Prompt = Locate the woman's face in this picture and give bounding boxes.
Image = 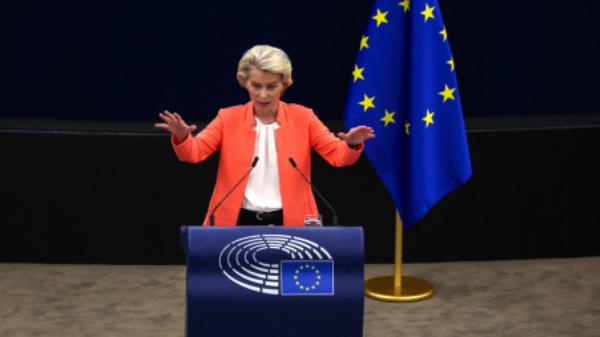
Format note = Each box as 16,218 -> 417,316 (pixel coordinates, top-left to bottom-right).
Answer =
243,68 -> 285,116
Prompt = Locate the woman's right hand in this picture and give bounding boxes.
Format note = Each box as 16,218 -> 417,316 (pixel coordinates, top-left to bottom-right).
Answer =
154,110 -> 197,143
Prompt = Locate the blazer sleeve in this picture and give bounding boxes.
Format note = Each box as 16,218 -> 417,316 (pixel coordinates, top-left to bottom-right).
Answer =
308,110 -> 364,167
171,112 -> 223,163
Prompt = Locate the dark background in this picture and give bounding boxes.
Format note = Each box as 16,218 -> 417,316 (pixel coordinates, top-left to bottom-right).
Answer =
2,0 -> 600,122
1,0 -> 599,264
1,127 -> 598,264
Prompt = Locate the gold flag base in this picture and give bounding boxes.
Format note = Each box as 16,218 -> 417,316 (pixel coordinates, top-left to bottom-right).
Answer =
365,212 -> 435,302
365,275 -> 434,302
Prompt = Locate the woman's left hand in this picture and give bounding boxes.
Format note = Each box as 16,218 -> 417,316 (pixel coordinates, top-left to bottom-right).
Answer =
337,125 -> 375,146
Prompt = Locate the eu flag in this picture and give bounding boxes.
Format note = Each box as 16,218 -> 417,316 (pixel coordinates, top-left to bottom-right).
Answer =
343,0 -> 472,227
280,260 -> 334,295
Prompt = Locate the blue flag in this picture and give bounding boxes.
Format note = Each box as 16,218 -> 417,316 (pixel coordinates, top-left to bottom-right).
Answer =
280,260 -> 334,295
344,0 -> 472,227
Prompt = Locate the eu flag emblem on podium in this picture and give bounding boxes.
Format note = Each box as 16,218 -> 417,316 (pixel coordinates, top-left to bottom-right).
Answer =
281,260 -> 334,295
344,0 -> 472,227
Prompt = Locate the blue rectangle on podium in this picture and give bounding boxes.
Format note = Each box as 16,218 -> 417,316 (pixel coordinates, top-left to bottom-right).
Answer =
180,226 -> 364,337
280,260 -> 334,295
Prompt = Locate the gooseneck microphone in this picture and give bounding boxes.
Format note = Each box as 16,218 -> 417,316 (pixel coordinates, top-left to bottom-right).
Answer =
288,157 -> 338,226
209,156 -> 259,226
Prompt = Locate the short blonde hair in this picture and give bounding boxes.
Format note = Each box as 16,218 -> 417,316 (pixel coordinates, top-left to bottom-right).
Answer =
237,45 -> 293,87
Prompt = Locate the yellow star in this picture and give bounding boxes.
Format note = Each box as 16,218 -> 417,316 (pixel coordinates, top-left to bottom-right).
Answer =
439,26 -> 447,41
352,64 -> 365,82
421,3 -> 435,22
447,58 -> 455,72
438,84 -> 456,103
404,120 -> 411,135
398,0 -> 410,13
372,9 -> 389,27
422,110 -> 435,128
380,110 -> 396,127
358,94 -> 375,112
359,35 -> 370,50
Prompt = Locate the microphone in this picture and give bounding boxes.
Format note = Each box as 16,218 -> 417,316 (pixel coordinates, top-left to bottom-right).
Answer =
209,156 -> 259,226
288,157 -> 338,226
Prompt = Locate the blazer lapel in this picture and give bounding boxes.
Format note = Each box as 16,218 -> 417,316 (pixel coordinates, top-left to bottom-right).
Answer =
239,101 -> 257,166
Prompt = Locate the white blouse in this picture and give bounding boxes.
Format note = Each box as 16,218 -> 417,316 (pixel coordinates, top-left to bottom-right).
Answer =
242,117 -> 282,211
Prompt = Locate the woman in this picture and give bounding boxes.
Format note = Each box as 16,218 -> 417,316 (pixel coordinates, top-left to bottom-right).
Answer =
155,45 -> 374,226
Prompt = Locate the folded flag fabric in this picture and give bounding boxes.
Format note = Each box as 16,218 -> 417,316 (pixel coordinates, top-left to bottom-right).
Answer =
343,0 -> 472,227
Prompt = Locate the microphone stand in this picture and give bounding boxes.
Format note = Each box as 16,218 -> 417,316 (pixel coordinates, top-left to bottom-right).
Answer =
288,157 -> 338,226
209,156 -> 259,226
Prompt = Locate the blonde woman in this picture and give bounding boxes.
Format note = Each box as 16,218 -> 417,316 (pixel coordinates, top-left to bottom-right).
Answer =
155,45 -> 374,226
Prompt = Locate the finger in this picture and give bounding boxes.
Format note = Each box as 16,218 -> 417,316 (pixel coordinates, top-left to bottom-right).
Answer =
169,112 -> 182,126
190,124 -> 197,131
171,112 -> 180,122
359,127 -> 373,135
364,132 -> 376,139
158,112 -> 173,123
162,112 -> 173,124
174,112 -> 186,125
159,113 -> 174,124
154,123 -> 170,130
357,126 -> 371,134
165,111 -> 176,121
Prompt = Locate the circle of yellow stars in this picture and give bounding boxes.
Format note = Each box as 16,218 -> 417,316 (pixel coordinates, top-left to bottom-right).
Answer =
353,2 -> 458,135
294,264 -> 322,291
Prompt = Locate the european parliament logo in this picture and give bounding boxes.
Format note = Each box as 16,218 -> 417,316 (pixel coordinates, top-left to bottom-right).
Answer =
218,234 -> 335,296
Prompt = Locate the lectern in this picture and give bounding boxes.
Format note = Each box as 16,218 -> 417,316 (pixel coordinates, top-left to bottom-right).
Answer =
180,226 -> 364,337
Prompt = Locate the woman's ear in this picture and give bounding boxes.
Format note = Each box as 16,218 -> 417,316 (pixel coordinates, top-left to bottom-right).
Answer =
236,74 -> 246,87
281,79 -> 293,95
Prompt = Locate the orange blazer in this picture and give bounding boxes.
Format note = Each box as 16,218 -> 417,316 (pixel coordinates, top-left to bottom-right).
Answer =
171,101 -> 364,226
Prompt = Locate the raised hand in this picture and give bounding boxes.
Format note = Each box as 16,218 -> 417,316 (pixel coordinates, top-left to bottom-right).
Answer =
337,125 -> 375,146
154,110 -> 197,142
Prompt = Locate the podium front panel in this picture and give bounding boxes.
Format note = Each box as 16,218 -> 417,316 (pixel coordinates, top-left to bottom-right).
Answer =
181,226 -> 364,337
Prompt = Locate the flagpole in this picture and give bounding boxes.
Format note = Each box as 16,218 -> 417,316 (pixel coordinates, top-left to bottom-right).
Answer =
394,211 -> 403,289
364,211 -> 435,302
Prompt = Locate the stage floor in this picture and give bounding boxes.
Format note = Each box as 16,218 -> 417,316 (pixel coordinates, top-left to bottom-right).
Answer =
1,257 -> 598,337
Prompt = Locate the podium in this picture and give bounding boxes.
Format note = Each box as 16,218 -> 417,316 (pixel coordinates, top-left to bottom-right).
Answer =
180,226 -> 364,337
